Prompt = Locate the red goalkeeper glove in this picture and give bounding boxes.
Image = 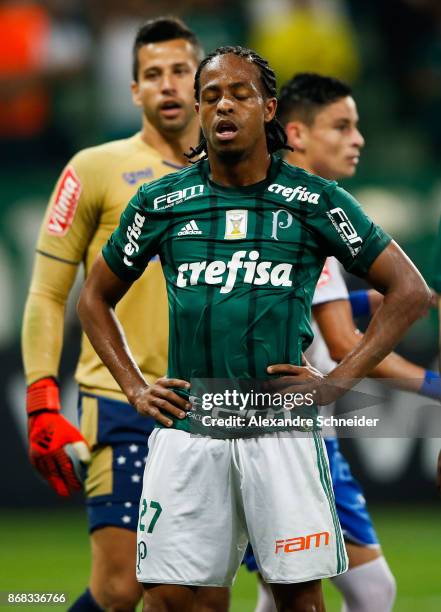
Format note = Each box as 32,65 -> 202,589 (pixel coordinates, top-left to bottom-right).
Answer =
27,378 -> 91,497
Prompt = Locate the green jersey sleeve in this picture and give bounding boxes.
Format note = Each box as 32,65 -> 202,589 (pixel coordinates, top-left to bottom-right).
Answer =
102,185 -> 164,282
433,216 -> 441,293
313,184 -> 392,276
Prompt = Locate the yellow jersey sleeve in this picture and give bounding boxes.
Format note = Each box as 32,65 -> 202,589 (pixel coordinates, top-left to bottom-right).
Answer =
23,148 -> 105,384
22,255 -> 77,384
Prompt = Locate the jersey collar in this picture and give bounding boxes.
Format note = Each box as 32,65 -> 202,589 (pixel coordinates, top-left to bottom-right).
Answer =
199,154 -> 282,194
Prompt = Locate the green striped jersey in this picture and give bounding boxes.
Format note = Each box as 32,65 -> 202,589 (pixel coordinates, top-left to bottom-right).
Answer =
103,155 -> 390,384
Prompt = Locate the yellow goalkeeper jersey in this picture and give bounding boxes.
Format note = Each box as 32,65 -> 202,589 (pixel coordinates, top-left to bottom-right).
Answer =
26,133 -> 177,398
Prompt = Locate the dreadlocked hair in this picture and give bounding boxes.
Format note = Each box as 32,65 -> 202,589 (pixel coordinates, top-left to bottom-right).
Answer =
185,46 -> 292,161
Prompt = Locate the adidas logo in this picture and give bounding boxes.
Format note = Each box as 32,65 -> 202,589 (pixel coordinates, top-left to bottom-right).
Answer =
177,220 -> 202,236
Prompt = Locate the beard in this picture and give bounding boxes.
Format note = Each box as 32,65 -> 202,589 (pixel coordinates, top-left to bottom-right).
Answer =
208,140 -> 247,164
216,148 -> 246,164
145,108 -> 191,135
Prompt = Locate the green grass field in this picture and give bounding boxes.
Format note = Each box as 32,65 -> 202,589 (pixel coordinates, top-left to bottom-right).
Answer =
1,506 -> 439,611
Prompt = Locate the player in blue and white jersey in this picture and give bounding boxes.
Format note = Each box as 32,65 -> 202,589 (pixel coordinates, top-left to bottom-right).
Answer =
244,72 -> 440,612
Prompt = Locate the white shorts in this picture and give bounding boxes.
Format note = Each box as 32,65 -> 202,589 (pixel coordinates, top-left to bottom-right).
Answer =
136,428 -> 348,586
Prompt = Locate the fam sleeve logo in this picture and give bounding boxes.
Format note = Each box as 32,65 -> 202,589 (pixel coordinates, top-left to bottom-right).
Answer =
326,207 -> 363,256
47,166 -> 82,236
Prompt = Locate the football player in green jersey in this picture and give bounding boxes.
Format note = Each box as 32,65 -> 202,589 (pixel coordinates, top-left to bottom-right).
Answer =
78,47 -> 430,612
22,16 -> 230,612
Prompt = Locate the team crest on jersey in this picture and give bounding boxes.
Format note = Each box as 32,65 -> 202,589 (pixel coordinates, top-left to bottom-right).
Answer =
47,166 -> 82,236
225,210 -> 247,240
271,209 -> 293,240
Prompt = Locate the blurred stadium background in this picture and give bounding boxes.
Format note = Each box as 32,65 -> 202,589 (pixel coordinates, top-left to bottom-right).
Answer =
0,0 -> 440,609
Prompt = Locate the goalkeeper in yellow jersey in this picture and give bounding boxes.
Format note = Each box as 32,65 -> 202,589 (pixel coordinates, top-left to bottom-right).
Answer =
21,17 -> 224,612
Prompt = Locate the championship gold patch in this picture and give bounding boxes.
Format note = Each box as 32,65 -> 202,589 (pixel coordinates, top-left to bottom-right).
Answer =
225,209 -> 247,240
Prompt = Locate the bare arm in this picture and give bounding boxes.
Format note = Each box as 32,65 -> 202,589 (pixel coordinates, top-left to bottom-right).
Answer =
324,242 -> 430,394
22,254 -> 78,383
367,288 -> 383,315
313,298 -> 426,393
77,254 -> 190,425
78,254 -> 145,401
269,242 -> 431,402
353,286 -> 435,318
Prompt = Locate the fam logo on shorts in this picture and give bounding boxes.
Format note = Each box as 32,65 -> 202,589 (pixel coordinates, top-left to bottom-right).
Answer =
47,166 -> 82,236
225,209 -> 247,239
275,531 -> 330,554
